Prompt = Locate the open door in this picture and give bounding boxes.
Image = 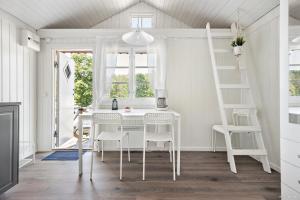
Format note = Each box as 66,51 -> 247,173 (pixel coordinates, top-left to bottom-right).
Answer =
54,52 -> 75,148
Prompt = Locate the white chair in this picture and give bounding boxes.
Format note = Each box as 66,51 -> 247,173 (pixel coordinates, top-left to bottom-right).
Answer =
212,109 -> 253,152
232,108 -> 256,147
232,108 -> 251,126
143,113 -> 176,181
90,113 -> 130,180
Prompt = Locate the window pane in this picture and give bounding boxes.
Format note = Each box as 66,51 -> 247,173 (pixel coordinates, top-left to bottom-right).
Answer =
131,17 -> 139,28
142,17 -> 152,28
135,53 -> 147,66
117,53 -> 129,67
106,53 -> 116,66
290,50 -> 300,65
135,68 -> 154,98
110,83 -> 129,98
290,70 -> 300,96
148,53 -> 156,66
106,68 -> 129,98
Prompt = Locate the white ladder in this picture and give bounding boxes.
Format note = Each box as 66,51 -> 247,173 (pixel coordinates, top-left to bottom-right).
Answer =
206,23 -> 271,174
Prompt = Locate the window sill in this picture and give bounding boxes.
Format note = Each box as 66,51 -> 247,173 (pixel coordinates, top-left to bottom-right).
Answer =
289,96 -> 300,107
99,98 -> 156,109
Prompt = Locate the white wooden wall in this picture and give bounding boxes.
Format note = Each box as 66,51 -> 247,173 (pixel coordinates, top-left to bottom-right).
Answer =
92,2 -> 190,29
36,35 -> 231,151
0,10 -> 37,161
244,8 -> 280,171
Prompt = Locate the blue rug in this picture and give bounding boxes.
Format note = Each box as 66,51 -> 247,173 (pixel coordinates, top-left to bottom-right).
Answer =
42,150 -> 87,161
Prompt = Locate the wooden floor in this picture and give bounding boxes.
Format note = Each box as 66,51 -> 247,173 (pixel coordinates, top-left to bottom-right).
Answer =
0,151 -> 280,200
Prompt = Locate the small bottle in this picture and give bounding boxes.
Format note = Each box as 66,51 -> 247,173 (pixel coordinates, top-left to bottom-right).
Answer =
112,98 -> 118,110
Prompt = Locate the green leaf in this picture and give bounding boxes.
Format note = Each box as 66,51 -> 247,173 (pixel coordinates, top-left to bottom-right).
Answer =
72,53 -> 93,107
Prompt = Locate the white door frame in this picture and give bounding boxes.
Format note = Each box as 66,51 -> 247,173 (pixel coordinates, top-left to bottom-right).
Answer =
50,46 -> 95,150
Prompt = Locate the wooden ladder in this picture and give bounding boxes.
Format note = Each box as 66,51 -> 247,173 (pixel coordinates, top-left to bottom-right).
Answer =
206,23 -> 271,174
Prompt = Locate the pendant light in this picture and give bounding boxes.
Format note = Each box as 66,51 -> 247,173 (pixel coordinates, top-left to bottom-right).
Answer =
122,1 -> 154,46
122,28 -> 154,46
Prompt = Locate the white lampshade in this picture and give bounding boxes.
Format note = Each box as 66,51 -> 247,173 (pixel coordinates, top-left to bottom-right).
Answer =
122,30 -> 154,46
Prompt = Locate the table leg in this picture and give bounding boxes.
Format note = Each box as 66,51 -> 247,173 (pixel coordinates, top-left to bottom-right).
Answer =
177,117 -> 181,176
78,115 -> 83,176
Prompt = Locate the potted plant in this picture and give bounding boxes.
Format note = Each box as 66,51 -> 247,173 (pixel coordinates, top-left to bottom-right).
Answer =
231,36 -> 246,56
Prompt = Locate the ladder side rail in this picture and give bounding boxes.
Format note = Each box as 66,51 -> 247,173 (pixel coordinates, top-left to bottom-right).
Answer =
206,23 -> 229,128
242,65 -> 262,128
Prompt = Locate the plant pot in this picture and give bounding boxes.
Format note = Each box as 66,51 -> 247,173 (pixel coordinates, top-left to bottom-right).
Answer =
78,107 -> 87,113
233,46 -> 242,56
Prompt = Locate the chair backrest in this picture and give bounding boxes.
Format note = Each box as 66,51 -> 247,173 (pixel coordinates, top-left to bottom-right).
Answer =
144,113 -> 174,125
93,113 -> 122,125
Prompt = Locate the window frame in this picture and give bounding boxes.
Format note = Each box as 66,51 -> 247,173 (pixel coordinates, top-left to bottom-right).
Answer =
101,47 -> 156,107
130,14 -> 154,29
289,47 -> 300,106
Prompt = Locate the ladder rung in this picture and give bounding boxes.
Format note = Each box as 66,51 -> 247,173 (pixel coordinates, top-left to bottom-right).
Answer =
213,125 -> 261,133
216,66 -> 246,70
223,104 -> 256,109
228,126 -> 261,132
219,84 -> 250,89
232,149 -> 267,156
214,49 -> 230,53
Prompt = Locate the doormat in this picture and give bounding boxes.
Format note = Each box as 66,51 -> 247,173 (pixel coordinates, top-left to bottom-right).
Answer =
42,150 -> 87,161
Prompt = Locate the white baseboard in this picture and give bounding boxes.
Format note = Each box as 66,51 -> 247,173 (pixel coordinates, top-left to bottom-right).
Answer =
250,155 -> 281,173
19,158 -> 33,168
90,146 -> 227,152
180,146 -> 227,151
270,162 -> 281,173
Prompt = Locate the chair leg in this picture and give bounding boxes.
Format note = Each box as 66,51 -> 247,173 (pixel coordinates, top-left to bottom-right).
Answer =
97,141 -> 100,152
211,128 -> 216,152
90,140 -> 95,180
143,139 -> 146,181
101,140 -> 104,162
169,142 -> 172,163
172,140 -> 176,181
120,140 -> 123,180
127,133 -> 130,162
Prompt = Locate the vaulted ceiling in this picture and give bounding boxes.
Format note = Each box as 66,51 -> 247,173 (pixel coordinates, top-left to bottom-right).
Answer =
290,0 -> 300,20
0,0 -> 279,29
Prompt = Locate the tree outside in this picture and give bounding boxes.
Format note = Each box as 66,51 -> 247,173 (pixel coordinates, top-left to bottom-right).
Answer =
110,75 -> 129,98
289,70 -> 300,96
72,53 -> 154,104
135,73 -> 154,97
110,73 -> 154,98
72,53 -> 93,107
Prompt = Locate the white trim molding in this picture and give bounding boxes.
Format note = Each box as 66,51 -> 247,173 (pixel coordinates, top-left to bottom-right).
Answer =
38,28 -> 232,39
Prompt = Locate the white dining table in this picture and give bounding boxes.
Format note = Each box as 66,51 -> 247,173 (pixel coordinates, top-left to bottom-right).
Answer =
77,108 -> 181,176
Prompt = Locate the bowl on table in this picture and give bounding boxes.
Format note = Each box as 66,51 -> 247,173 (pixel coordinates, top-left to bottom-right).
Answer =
124,107 -> 132,112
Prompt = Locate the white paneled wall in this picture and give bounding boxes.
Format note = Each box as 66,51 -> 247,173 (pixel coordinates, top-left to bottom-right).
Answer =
0,10 -> 37,162
93,2 -> 190,29
36,34 -> 232,151
244,8 -> 280,171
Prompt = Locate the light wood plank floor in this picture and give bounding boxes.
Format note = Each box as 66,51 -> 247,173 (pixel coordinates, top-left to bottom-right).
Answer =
0,152 -> 280,200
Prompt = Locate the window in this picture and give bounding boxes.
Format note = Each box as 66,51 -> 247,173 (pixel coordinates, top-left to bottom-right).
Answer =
135,52 -> 155,98
106,52 -> 130,98
289,50 -> 300,96
131,16 -> 153,29
64,64 -> 71,79
105,49 -> 156,100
